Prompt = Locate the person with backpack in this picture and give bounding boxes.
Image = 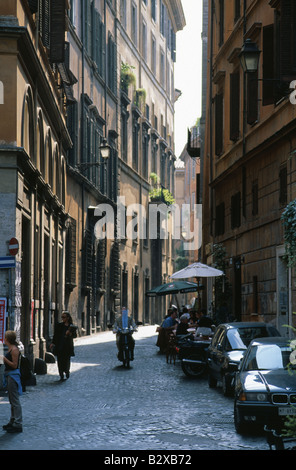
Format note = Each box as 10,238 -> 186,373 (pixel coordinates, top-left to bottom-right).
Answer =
1,330 -> 23,433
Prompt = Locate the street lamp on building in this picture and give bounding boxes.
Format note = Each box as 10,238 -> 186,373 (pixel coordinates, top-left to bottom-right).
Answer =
76,138 -> 111,170
239,39 -> 261,74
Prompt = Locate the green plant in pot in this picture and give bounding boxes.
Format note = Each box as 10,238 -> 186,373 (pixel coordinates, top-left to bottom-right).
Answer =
121,62 -> 136,94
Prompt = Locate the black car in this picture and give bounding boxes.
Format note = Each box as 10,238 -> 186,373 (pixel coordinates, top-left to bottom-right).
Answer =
234,336 -> 296,434
207,322 -> 280,396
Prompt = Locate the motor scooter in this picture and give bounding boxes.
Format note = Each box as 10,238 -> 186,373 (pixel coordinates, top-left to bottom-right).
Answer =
117,327 -> 136,368
176,334 -> 211,378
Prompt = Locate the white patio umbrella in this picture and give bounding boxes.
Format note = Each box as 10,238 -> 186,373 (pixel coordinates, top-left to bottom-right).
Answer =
171,262 -> 224,279
171,262 -> 224,312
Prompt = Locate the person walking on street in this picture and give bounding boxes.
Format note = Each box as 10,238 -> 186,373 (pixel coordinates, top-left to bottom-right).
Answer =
50,311 -> 77,381
1,330 -> 23,433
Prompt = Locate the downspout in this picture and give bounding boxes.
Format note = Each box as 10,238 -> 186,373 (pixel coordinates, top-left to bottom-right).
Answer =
209,0 -> 214,237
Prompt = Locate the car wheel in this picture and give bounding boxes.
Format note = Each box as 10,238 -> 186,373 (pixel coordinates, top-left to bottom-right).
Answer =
181,355 -> 206,377
208,373 -> 217,388
222,374 -> 233,397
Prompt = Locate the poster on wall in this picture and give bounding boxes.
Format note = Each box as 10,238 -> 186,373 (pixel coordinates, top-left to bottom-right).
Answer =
0,297 -> 7,344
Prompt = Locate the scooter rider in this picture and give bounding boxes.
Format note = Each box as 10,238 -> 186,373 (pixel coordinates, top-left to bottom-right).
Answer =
113,307 -> 137,361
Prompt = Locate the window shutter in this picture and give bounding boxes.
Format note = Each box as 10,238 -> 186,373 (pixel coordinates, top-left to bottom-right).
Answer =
230,72 -> 240,141
39,0 -> 50,49
66,218 -> 77,287
263,25 -> 274,105
280,0 -> 294,81
28,0 -> 38,14
215,93 -> 223,156
247,71 -> 258,124
231,193 -> 241,229
279,165 -> 287,205
50,0 -> 65,63
215,202 -> 225,236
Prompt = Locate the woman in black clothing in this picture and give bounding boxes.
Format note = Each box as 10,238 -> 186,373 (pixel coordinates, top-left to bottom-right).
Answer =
50,312 -> 77,381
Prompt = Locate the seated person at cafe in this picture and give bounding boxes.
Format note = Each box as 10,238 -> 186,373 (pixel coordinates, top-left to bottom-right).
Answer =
194,309 -> 215,339
176,313 -> 191,336
156,307 -> 178,352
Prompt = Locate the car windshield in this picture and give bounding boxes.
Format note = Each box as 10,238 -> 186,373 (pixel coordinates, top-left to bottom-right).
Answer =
227,326 -> 278,350
243,344 -> 293,371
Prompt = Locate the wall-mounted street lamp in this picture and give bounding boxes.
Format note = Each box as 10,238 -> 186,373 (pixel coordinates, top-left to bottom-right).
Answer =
239,39 -> 261,74
76,138 -> 111,170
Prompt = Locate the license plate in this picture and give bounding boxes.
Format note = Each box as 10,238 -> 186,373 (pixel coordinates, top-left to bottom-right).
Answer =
279,407 -> 296,416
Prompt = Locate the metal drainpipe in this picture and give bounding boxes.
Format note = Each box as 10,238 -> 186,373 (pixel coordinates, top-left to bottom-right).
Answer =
209,0 -> 214,238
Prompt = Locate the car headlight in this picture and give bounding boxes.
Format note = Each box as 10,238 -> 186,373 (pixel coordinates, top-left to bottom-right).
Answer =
239,392 -> 269,402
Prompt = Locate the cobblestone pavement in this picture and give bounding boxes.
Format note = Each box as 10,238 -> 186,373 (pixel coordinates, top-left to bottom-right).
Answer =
0,326 -> 269,451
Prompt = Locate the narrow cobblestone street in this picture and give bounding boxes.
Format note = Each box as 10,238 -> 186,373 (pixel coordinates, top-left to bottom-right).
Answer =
0,326 -> 269,452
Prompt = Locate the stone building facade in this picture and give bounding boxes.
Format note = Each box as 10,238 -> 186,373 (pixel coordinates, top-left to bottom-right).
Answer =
202,0 -> 296,336
0,0 -> 185,374
0,0 -> 71,361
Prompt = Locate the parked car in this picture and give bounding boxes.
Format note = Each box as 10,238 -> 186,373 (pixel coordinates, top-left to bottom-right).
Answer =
207,322 -> 280,396
234,336 -> 296,434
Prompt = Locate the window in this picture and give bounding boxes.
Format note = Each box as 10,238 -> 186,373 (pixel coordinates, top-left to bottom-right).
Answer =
132,109 -> 140,171
218,0 -> 224,46
107,33 -> 117,94
142,123 -> 150,179
231,192 -> 241,229
160,49 -> 165,86
67,101 -> 78,166
160,1 -> 165,36
151,35 -> 156,74
121,100 -> 129,162
234,0 -> 240,22
120,0 -> 127,28
151,0 -> 157,22
39,0 -> 66,63
131,2 -> 138,45
272,0 -> 296,101
94,10 -> 106,77
141,18 -> 147,60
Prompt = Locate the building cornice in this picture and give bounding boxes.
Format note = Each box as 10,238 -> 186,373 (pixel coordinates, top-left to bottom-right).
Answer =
165,0 -> 186,32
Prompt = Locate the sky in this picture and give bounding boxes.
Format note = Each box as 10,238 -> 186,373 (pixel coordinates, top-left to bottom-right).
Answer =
174,0 -> 203,158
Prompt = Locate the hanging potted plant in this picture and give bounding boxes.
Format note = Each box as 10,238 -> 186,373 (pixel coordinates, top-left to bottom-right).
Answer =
148,173 -> 175,206
120,62 -> 136,94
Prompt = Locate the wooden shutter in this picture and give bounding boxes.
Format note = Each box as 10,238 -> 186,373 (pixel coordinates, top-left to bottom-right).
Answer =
263,25 -> 274,105
231,193 -> 241,229
215,202 -> 225,236
247,70 -> 258,124
280,0 -> 294,81
215,93 -> 223,156
279,165 -> 287,205
39,0 -> 50,49
230,72 -> 240,141
50,0 -> 65,63
66,218 -> 77,287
